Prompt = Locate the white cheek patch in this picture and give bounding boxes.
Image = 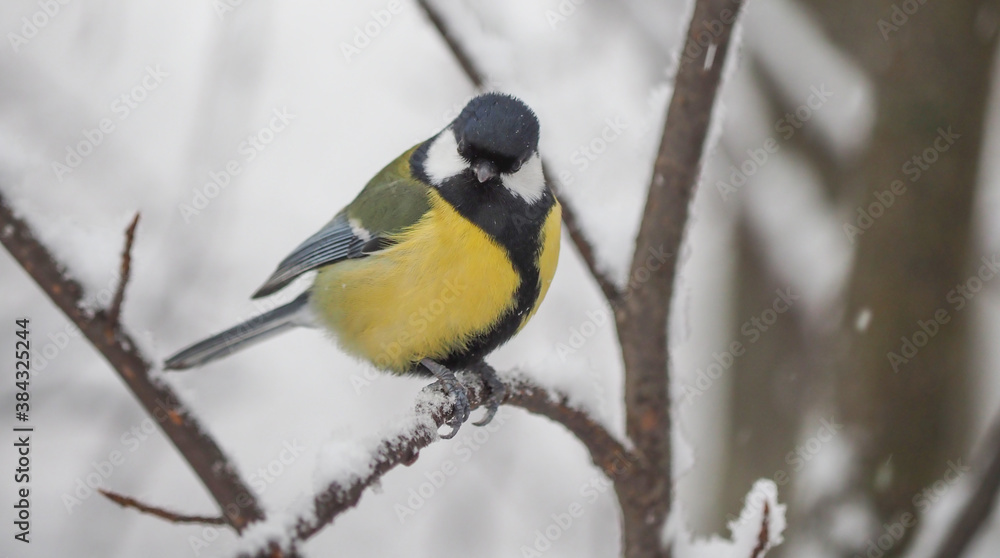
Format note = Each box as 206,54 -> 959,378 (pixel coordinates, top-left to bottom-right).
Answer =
501,154 -> 545,203
423,129 -> 469,185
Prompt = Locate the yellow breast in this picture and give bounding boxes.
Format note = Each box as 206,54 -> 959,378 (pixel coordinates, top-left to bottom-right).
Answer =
310,190 -> 522,372
519,201 -> 561,332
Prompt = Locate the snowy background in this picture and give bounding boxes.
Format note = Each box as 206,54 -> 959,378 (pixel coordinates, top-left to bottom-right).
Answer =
1,0 -> 999,557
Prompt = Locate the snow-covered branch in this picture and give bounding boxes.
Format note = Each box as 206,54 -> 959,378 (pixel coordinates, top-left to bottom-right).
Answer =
0,186 -> 628,556
0,189 -> 267,534
238,370 -> 633,557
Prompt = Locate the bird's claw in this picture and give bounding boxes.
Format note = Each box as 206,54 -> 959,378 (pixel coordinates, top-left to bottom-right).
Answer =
439,380 -> 470,439
421,359 -> 470,439
472,361 -> 506,427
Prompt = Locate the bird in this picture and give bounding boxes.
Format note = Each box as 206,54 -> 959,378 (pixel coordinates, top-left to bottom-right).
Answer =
164,92 -> 561,438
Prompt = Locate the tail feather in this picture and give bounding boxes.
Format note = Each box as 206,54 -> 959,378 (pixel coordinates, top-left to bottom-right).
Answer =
164,292 -> 313,370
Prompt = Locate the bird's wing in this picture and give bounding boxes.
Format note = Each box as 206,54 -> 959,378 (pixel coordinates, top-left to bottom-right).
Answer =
252,145 -> 431,298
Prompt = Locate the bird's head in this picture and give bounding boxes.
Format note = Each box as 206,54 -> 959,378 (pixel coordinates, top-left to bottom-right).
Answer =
418,93 -> 545,202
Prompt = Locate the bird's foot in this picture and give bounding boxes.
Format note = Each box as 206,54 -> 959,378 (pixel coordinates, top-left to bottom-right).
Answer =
471,361 -> 506,427
421,359 -> 470,439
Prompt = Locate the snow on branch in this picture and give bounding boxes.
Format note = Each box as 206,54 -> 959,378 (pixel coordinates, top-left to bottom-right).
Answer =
238,370 -> 634,557
0,189 -> 267,533
1,184 -> 630,557
671,479 -> 786,558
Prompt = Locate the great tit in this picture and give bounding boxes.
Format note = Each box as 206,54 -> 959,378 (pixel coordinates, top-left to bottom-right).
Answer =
164,93 -> 561,437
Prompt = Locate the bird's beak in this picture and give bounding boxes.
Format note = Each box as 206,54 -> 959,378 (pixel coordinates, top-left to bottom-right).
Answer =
472,160 -> 498,183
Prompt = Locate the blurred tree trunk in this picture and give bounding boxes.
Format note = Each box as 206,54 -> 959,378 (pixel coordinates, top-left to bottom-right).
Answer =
796,0 -> 999,555
715,216 -> 815,534
712,52 -> 837,538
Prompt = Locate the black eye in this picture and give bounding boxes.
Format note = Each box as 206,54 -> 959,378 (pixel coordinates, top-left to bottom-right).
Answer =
510,161 -> 522,173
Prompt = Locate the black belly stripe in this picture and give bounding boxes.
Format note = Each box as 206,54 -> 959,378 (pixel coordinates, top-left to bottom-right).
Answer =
432,173 -> 555,371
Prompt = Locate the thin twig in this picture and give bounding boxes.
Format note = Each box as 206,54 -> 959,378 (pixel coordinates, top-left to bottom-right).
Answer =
750,501 -> 771,558
929,412 -> 1000,558
107,212 -> 140,331
0,191 -> 265,533
99,489 -> 226,526
415,0 -> 622,305
240,371 -> 633,557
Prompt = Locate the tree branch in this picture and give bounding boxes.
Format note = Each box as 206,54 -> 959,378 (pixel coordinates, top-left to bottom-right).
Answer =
614,0 -> 745,555
99,489 -> 227,526
504,371 -> 633,476
415,0 -> 622,305
0,190 -> 265,532
240,371 -> 633,557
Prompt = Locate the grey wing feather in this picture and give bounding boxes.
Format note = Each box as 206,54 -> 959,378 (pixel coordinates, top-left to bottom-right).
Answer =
252,214 -> 368,298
